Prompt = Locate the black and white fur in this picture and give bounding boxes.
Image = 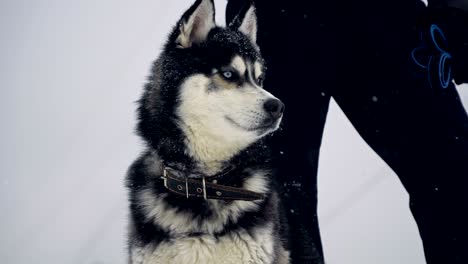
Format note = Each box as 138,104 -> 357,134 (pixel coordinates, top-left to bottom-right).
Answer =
126,0 -> 289,263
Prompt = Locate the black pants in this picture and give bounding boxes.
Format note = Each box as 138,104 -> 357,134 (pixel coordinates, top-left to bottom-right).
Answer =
227,1 -> 468,263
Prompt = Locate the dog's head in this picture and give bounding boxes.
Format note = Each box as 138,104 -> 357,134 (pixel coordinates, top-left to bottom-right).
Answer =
139,0 -> 284,167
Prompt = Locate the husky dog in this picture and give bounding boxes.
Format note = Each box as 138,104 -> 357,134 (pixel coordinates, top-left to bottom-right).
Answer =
126,0 -> 289,263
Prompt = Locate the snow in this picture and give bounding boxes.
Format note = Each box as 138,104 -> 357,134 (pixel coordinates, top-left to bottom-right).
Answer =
1,0 -> 467,263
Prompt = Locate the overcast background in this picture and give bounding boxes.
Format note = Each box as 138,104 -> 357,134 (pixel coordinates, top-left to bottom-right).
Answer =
1,0 -> 467,263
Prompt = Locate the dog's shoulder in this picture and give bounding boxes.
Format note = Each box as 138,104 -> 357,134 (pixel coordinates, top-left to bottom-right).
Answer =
126,151 -> 162,186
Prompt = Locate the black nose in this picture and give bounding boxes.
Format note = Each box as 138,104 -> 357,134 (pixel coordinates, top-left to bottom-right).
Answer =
263,99 -> 285,119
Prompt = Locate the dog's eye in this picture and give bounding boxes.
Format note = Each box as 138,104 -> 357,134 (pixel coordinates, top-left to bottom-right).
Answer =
222,71 -> 233,79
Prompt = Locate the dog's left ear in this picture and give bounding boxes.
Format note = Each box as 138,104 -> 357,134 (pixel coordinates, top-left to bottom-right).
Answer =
228,1 -> 257,44
175,0 -> 216,48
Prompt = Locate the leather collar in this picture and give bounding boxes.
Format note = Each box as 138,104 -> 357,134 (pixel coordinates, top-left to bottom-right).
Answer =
161,165 -> 265,201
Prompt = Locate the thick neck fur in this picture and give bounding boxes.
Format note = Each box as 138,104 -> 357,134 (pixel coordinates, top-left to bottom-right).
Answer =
132,149 -> 272,236
177,121 -> 254,175
154,122 -> 273,179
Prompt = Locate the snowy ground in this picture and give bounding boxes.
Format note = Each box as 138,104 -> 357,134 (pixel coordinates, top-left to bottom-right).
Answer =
1,0 -> 467,263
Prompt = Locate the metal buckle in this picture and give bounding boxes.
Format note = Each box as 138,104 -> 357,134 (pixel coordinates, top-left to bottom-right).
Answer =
162,167 -> 207,200
202,176 -> 207,200
162,168 -> 168,188
185,177 -> 189,199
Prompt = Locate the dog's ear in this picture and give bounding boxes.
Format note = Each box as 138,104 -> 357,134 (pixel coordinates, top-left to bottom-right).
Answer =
228,1 -> 257,44
175,0 -> 216,48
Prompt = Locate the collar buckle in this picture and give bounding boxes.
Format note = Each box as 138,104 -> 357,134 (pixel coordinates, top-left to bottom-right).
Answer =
202,177 -> 207,200
162,168 -> 168,188
161,165 -> 264,201
185,177 -> 189,198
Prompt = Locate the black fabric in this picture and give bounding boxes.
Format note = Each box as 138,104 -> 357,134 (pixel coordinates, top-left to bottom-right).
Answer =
226,0 -> 468,263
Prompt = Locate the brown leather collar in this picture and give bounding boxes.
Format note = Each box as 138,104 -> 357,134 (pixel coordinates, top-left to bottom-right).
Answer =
161,166 -> 265,201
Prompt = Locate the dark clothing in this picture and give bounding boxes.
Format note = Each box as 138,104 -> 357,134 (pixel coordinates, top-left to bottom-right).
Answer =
227,1 -> 468,263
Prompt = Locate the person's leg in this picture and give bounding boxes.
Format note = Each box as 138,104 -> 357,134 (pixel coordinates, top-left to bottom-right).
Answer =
227,1 -> 335,263
330,4 -> 468,263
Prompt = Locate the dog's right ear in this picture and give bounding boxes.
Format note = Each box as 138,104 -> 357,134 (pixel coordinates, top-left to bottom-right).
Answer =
227,0 -> 257,44
174,0 -> 216,48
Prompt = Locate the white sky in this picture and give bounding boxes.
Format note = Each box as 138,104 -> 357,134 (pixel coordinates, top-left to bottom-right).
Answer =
0,0 -> 466,263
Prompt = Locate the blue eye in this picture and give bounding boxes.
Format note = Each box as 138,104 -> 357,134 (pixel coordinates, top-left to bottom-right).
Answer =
222,71 -> 233,79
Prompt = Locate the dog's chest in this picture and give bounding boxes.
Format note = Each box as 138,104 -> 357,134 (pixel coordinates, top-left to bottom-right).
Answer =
131,226 -> 275,264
